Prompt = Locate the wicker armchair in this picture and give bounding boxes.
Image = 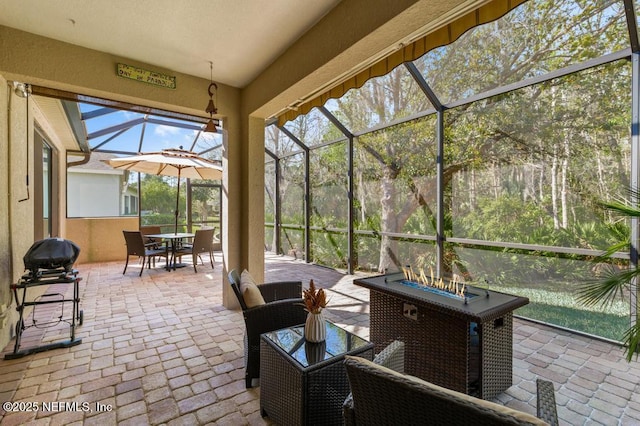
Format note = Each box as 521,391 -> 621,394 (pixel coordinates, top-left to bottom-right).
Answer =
344,355 -> 559,426
228,269 -> 307,388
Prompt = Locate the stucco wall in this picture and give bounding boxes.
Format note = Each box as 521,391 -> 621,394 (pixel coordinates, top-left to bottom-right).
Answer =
0,77 -> 37,347
65,217 -> 139,264
0,76 -> 11,347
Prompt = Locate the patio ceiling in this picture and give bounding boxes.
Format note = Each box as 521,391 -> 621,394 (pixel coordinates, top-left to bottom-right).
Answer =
1,0 -> 343,157
0,0 -> 342,88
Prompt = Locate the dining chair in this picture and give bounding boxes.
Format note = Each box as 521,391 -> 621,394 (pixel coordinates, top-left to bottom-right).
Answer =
122,230 -> 168,276
176,228 -> 215,272
140,225 -> 163,249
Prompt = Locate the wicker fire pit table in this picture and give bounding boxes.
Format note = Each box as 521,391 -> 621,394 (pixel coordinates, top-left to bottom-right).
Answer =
354,272 -> 529,400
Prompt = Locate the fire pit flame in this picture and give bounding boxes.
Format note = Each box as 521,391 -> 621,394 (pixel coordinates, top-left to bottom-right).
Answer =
402,265 -> 467,299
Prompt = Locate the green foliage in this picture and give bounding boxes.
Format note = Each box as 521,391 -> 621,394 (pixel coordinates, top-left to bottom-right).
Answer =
311,231 -> 347,269
457,196 -> 551,242
578,265 -> 633,307
141,214 -> 178,228
140,175 -> 180,214
622,321 -> 640,362
515,303 -> 627,342
576,187 -> 640,360
455,195 -> 616,251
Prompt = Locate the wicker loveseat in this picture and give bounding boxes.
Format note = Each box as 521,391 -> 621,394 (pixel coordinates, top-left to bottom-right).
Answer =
344,353 -> 558,426
228,269 -> 307,388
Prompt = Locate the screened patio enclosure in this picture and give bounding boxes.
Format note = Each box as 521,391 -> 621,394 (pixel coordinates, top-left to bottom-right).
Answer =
265,0 -> 640,342
61,96 -> 224,234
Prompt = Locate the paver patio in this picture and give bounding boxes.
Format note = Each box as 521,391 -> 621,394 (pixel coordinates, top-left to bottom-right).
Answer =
0,252 -> 639,425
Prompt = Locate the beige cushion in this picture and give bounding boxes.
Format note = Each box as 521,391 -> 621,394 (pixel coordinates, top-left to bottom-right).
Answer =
346,356 -> 547,425
240,269 -> 265,308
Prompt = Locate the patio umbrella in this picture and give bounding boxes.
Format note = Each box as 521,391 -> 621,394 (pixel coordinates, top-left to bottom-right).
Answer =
104,148 -> 222,234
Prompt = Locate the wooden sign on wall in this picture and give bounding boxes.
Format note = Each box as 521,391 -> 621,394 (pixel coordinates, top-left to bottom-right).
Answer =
117,63 -> 176,89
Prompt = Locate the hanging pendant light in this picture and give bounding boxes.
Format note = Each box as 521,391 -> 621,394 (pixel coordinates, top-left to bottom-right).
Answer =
204,61 -> 218,133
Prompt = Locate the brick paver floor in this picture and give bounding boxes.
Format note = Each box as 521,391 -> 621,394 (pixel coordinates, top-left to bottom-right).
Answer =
0,252 -> 639,425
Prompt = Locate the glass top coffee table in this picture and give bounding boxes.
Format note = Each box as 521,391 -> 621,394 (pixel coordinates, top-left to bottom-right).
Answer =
260,320 -> 373,425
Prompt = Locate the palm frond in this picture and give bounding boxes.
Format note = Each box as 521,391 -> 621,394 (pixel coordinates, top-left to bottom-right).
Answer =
600,201 -> 640,218
586,186 -> 640,362
592,240 -> 629,263
599,186 -> 640,218
577,266 -> 636,307
622,321 -> 640,362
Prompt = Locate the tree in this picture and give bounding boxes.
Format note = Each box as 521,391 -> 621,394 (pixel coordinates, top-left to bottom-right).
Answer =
265,125 -> 306,255
141,175 -> 177,214
332,0 -> 628,273
269,0 -> 630,282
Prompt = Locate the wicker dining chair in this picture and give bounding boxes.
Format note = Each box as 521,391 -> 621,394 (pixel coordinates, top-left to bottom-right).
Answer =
122,230 -> 168,276
175,228 -> 215,272
139,225 -> 163,248
228,269 -> 307,388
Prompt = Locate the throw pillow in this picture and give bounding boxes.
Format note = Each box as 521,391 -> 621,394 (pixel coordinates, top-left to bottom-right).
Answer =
240,269 -> 265,308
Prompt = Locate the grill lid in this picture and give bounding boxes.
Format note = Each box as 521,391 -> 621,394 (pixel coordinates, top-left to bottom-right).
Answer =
23,238 -> 80,273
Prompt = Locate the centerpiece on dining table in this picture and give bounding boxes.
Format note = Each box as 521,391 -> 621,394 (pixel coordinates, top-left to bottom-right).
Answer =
303,279 -> 328,342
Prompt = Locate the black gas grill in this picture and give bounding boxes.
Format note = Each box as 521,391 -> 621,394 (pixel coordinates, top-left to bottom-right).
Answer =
5,238 -> 84,359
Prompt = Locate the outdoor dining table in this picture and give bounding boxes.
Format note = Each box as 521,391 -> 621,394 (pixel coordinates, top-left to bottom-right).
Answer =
146,232 -> 194,271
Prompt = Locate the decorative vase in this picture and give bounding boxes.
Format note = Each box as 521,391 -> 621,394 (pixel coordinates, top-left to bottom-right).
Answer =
304,311 -> 326,343
304,340 -> 327,364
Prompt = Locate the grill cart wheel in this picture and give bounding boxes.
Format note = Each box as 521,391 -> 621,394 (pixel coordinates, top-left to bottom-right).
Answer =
15,318 -> 23,340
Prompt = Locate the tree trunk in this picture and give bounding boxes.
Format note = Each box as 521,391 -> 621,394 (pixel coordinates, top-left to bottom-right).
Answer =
378,173 -> 398,273
539,162 -> 544,202
493,163 -> 500,199
561,136 -> 569,229
357,166 -> 367,223
551,145 -> 560,230
470,169 -> 477,210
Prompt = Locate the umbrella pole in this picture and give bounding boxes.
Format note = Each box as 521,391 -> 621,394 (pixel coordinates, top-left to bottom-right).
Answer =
175,169 -> 181,234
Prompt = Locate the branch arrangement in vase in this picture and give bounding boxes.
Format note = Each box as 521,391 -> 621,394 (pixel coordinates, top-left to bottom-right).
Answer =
302,279 -> 327,314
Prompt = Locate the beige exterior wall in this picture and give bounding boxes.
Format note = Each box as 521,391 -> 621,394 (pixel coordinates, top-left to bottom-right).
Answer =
0,76 -> 37,347
0,76 -> 11,346
65,217 -> 139,265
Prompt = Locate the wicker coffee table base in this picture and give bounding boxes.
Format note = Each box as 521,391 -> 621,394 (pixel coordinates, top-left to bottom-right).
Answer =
260,337 -> 373,425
